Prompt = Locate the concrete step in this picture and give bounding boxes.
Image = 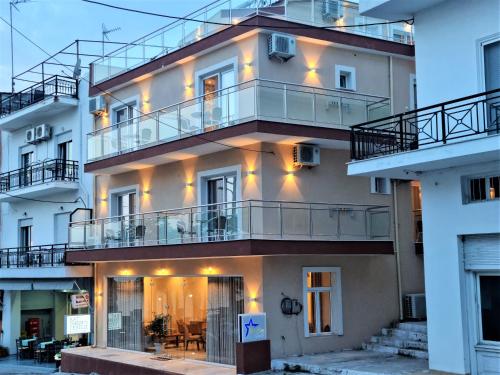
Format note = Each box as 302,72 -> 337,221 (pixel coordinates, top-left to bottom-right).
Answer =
369,336 -> 428,350
363,343 -> 429,360
397,322 -> 427,333
381,328 -> 427,342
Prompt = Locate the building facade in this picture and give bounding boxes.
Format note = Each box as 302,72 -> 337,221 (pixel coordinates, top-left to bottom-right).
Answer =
64,0 -> 423,369
0,73 -> 94,353
349,0 -> 500,374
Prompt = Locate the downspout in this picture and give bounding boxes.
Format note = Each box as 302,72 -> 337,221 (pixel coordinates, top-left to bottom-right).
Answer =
392,180 -> 404,321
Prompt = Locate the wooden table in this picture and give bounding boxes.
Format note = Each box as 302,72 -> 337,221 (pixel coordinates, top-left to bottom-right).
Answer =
164,333 -> 182,348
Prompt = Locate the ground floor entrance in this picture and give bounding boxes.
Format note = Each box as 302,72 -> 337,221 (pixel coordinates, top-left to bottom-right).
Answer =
107,275 -> 243,365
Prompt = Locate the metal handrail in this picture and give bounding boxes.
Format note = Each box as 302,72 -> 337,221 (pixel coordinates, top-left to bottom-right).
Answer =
0,159 -> 79,192
0,75 -> 78,117
0,243 -> 69,268
87,79 -> 389,137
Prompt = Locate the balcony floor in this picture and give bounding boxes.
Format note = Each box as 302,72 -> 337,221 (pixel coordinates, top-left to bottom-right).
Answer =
66,239 -> 394,263
0,265 -> 92,278
0,96 -> 78,131
0,181 -> 80,202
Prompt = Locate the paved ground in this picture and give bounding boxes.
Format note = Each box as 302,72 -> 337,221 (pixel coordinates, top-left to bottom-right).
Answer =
0,355 -> 57,374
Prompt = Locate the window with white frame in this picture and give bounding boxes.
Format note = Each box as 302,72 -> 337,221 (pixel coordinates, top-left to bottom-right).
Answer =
335,65 -> 356,91
464,175 -> 500,203
370,177 -> 391,194
303,267 -> 343,336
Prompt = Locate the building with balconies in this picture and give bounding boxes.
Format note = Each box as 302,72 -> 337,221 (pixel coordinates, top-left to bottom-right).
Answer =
348,1 -> 500,374
0,64 -> 94,354
61,0 -> 425,372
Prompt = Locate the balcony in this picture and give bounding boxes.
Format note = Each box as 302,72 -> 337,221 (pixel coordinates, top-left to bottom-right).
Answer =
0,244 -> 68,268
67,200 -> 392,262
0,159 -> 79,202
87,79 -> 390,164
0,75 -> 78,130
91,0 -> 413,85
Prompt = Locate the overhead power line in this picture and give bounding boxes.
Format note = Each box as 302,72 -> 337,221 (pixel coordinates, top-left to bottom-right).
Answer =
81,0 -> 413,31
0,16 -> 274,158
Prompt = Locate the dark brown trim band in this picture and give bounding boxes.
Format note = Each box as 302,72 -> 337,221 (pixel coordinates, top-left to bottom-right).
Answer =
66,239 -> 394,263
90,15 -> 414,96
84,120 -> 350,173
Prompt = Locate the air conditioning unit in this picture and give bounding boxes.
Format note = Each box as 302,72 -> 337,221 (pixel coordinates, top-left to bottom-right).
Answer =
404,293 -> 426,320
89,95 -> 106,115
293,144 -> 320,167
35,124 -> 51,141
25,128 -> 36,144
268,33 -> 296,62
322,0 -> 343,22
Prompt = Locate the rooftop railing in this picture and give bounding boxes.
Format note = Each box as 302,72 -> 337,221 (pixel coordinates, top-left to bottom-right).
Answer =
350,89 -> 500,160
87,79 -> 390,161
69,200 -> 391,249
91,0 -> 413,84
0,159 -> 79,193
0,244 -> 69,268
0,75 -> 78,117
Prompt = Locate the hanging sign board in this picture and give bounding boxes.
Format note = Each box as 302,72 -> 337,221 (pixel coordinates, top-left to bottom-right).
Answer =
64,314 -> 91,335
238,313 -> 266,343
108,312 -> 122,331
71,293 -> 89,309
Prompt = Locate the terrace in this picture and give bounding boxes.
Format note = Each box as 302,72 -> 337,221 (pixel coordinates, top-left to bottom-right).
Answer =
90,0 -> 413,85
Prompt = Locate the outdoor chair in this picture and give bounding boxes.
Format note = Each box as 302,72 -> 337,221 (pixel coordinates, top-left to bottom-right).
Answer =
15,338 -> 30,360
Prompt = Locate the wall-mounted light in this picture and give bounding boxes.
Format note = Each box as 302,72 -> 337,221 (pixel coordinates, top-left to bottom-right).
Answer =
249,296 -> 258,303
185,83 -> 193,89
243,62 -> 253,69
287,170 -> 295,176
96,291 -> 103,297
185,181 -> 193,188
60,206 -> 64,211
143,189 -> 151,195
308,67 -> 317,74
490,187 -> 496,200
246,170 -> 256,176
100,197 -> 108,202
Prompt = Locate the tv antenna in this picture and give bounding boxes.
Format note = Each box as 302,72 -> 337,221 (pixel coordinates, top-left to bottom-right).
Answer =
9,0 -> 31,94
101,23 -> 121,57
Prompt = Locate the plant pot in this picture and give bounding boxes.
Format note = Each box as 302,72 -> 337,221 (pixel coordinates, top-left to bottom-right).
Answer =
154,343 -> 164,354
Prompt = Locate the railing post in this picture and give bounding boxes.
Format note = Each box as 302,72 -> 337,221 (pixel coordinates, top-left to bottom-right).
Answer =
279,203 -> 283,239
399,114 -> 404,151
441,104 -> 447,144
55,75 -> 59,96
51,246 -> 54,267
309,203 -> 313,238
248,200 -> 252,239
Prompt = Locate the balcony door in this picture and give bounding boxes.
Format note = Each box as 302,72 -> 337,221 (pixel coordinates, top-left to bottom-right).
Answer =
58,140 -> 73,180
117,191 -> 137,246
200,67 -> 235,129
20,151 -> 33,187
205,173 -> 237,241
484,40 -> 499,133
113,102 -> 138,152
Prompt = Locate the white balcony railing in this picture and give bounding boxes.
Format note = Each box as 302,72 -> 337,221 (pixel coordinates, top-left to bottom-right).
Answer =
69,200 -> 391,249
88,79 -> 390,161
91,0 -> 413,84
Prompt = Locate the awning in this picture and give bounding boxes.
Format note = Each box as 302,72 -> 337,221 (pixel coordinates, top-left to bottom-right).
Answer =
0,280 -> 33,290
0,279 -> 78,291
32,280 -> 76,291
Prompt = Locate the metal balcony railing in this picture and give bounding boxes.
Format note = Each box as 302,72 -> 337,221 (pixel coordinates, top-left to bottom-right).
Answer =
0,244 -> 69,268
91,0 -> 413,84
87,79 -> 390,161
0,75 -> 78,117
350,89 -> 500,160
69,200 -> 391,249
0,159 -> 79,193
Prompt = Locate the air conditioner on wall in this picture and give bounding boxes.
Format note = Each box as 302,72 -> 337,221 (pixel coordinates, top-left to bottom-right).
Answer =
89,95 -> 106,115
268,33 -> 296,62
322,0 -> 343,22
35,124 -> 51,141
293,144 -> 320,167
25,128 -> 36,144
404,293 -> 426,320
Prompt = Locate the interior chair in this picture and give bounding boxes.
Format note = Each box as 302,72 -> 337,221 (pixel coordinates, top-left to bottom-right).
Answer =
216,215 -> 227,240
185,322 -> 204,351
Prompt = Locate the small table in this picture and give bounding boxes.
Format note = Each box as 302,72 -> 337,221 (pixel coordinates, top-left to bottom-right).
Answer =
39,340 -> 54,349
21,338 -> 36,347
164,333 -> 182,348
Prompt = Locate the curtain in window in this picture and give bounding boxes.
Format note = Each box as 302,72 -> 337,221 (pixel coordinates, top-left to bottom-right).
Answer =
107,277 -> 144,351
206,276 -> 244,365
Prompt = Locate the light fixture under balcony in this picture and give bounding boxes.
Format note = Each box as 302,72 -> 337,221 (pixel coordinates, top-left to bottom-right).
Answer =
185,182 -> 193,188
246,170 -> 256,176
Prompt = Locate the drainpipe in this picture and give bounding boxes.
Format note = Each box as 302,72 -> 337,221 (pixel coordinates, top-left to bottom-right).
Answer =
392,180 -> 404,321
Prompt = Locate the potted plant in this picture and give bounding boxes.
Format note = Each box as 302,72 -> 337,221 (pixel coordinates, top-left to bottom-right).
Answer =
148,314 -> 170,354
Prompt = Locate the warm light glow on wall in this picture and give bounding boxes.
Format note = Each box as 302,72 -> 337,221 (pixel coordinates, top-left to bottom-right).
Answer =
201,266 -> 218,275
155,268 -> 171,276
101,111 -> 110,126
232,17 -> 240,25
119,269 -> 132,276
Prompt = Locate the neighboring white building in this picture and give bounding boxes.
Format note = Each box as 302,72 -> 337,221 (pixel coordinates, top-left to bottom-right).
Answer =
0,74 -> 94,353
349,1 -> 500,374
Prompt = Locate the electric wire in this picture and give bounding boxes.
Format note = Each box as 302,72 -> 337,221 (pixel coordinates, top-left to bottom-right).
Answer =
0,16 -> 275,155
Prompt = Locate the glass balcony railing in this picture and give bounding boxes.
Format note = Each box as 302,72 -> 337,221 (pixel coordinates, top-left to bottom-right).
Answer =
87,79 -> 390,161
91,0 -> 413,84
0,244 -> 69,268
69,200 -> 391,249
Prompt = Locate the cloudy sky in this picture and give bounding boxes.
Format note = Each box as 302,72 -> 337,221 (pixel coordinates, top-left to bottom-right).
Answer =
0,0 -> 208,91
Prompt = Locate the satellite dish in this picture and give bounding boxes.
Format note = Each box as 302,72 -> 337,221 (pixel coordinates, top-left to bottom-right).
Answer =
73,57 -> 82,79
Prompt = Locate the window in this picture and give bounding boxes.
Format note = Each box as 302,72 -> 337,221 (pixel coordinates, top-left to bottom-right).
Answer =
114,104 -> 136,125
335,65 -> 356,91
19,218 -> 33,248
303,267 -> 343,336
484,40 -> 499,92
478,275 -> 500,342
370,177 -> 391,194
58,141 -> 73,161
466,175 -> 500,203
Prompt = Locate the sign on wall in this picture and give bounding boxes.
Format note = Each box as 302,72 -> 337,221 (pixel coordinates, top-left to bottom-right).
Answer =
71,293 -> 90,309
107,312 -> 122,331
238,313 -> 267,343
64,314 -> 91,335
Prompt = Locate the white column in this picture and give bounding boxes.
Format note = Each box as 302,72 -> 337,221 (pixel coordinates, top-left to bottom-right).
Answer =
2,290 -> 21,354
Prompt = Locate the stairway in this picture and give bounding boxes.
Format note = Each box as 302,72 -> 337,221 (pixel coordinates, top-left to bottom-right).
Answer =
363,321 -> 428,359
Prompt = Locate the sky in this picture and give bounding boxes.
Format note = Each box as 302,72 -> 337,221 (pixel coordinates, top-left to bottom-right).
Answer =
0,0 -> 209,92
